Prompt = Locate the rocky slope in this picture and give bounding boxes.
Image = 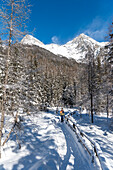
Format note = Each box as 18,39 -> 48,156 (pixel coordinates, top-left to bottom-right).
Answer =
21,34 -> 108,62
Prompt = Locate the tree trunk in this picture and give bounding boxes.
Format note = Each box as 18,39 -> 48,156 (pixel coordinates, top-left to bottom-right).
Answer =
91,92 -> 93,123
0,1 -> 13,159
106,94 -> 109,119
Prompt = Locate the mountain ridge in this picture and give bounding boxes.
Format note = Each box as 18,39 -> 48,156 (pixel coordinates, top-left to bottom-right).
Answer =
21,34 -> 108,62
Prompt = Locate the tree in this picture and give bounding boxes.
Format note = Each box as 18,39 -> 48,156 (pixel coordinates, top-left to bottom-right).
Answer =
104,21 -> 113,117
0,0 -> 30,158
86,49 -> 96,123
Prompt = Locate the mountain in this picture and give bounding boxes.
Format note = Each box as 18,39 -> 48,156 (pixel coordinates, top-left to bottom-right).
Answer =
21,35 -> 44,47
21,34 -> 108,62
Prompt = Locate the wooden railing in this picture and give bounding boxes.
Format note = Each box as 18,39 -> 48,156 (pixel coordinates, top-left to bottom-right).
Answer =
65,112 -> 110,170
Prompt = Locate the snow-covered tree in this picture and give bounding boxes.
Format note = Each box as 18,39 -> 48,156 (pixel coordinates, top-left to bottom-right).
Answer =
104,21 -> 113,117
0,0 -> 30,158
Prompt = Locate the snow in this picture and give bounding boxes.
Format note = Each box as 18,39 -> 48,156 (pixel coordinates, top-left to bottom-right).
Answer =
68,110 -> 113,170
21,35 -> 44,47
21,34 -> 109,62
0,108 -> 112,170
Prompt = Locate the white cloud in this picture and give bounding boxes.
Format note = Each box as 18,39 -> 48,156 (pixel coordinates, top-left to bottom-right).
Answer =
51,36 -> 59,44
82,17 -> 109,42
84,29 -> 106,41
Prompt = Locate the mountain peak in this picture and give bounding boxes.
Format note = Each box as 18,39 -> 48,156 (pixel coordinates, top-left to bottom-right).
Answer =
79,33 -> 88,37
77,33 -> 97,41
21,34 -> 44,47
66,33 -> 93,45
21,34 -> 107,62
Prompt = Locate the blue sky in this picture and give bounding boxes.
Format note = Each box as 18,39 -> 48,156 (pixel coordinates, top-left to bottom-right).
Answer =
29,0 -> 113,44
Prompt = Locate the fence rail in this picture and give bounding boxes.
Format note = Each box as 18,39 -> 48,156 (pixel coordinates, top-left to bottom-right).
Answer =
65,112 -> 110,170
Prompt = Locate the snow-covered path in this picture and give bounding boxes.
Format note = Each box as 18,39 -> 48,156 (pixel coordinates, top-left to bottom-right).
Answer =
58,123 -> 97,170
0,112 -> 100,170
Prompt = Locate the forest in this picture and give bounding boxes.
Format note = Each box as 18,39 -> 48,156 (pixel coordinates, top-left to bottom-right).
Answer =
0,42 -> 112,115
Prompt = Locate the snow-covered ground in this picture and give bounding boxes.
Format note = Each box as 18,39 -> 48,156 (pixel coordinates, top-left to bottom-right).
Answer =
69,109 -> 113,170
0,108 -> 112,170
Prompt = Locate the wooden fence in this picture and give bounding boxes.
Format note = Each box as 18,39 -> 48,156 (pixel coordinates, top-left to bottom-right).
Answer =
65,112 -> 110,170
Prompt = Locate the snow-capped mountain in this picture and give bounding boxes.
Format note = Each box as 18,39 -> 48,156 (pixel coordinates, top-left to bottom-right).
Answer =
21,34 -> 44,47
21,34 -> 108,62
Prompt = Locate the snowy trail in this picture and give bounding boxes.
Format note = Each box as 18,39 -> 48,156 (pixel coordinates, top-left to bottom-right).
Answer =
59,123 -> 91,170
28,113 -> 99,170
0,112 -> 100,170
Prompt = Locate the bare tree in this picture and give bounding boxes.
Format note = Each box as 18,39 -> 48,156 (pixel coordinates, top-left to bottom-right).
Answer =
0,0 -> 30,158
85,49 -> 96,123
105,21 -> 113,118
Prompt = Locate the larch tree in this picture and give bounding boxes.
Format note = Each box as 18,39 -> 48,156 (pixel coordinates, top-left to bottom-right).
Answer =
0,0 -> 30,158
86,49 -> 96,123
105,21 -> 113,117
